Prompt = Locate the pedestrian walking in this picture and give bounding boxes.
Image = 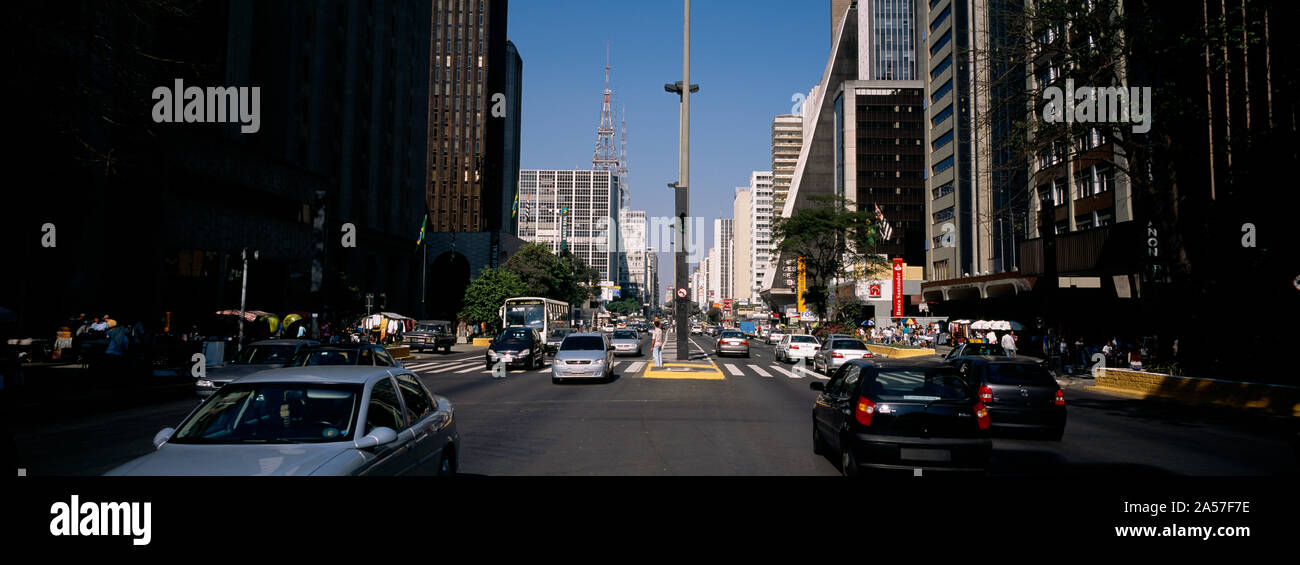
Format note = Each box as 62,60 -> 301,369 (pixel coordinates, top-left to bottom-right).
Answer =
1075,337 -> 1086,367
1128,346 -> 1144,371
651,321 -> 665,368
1001,331 -> 1017,357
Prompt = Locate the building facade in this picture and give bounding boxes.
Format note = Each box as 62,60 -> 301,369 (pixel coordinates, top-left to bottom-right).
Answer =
771,115 -> 803,225
749,171 -> 775,303
731,189 -> 752,305
620,209 -> 648,304
516,170 -> 619,282
712,219 -> 733,305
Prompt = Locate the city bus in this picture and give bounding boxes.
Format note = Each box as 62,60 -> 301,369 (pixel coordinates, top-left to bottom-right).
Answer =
500,297 -> 570,337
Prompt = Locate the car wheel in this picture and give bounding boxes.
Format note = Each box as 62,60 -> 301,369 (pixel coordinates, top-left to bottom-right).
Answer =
552,377 -> 562,384
437,448 -> 456,476
841,440 -> 860,477
485,362 -> 493,371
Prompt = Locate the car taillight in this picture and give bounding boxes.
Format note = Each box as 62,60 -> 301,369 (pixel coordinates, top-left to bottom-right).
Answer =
855,396 -> 876,426
791,345 -> 799,350
741,340 -> 748,346
979,385 -> 994,403
974,402 -> 990,430
1055,389 -> 1065,406
832,352 -> 844,358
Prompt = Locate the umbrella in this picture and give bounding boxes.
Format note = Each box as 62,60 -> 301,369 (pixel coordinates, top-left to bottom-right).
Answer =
283,313 -> 305,327
215,309 -> 274,323
970,320 -> 991,330
256,315 -> 281,333
951,319 -> 971,325
990,320 -> 1025,331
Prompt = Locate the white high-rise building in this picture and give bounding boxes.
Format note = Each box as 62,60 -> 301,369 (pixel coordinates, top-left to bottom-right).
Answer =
749,171 -> 774,303
516,170 -> 618,282
620,209 -> 648,303
772,115 -> 803,226
712,219 -> 733,304
732,189 -> 752,305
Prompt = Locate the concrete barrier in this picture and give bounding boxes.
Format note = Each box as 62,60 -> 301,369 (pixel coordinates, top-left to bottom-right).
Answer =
865,344 -> 937,359
386,345 -> 412,360
1091,367 -> 1300,417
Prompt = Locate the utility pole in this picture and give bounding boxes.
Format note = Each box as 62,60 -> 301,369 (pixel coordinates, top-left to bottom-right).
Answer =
664,0 -> 698,361
238,247 -> 258,354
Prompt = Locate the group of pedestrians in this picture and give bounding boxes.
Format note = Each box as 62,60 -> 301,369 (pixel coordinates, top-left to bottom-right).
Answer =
866,323 -> 941,347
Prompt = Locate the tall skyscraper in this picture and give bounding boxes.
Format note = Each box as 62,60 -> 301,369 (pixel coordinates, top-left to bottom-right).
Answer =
749,171 -> 774,302
500,39 -> 524,237
732,189 -> 752,304
771,115 -> 803,221
516,170 -> 618,281
713,219 -> 734,304
620,209 -> 648,303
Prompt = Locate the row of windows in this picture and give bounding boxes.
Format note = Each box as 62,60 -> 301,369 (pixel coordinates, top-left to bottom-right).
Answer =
931,104 -> 954,126
858,121 -> 923,131
932,129 -> 954,150
930,4 -> 952,32
933,206 -> 955,223
931,54 -> 952,79
933,155 -> 955,175
932,78 -> 954,102
930,29 -> 953,56
932,181 -> 955,200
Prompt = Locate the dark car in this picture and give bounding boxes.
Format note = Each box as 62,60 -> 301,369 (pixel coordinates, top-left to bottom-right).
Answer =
286,344 -> 403,369
943,341 -> 1008,363
196,339 -> 319,398
951,356 -> 1066,440
405,320 -> 456,353
486,326 -> 546,370
810,358 -> 992,475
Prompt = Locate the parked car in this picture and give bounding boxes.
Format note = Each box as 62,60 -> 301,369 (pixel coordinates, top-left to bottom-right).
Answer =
107,366 -> 458,475
951,356 -> 1067,440
551,333 -> 614,384
486,326 -> 546,370
812,338 -> 873,374
776,334 -> 821,362
286,344 -> 402,369
545,328 -> 576,355
610,329 -> 642,356
810,358 -> 992,475
767,329 -> 787,345
195,339 -> 319,398
404,320 -> 455,353
714,330 -> 750,357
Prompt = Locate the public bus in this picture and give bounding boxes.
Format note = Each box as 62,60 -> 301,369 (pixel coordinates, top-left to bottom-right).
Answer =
500,297 -> 570,337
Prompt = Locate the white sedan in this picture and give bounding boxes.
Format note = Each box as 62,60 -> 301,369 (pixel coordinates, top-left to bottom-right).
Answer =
776,334 -> 821,363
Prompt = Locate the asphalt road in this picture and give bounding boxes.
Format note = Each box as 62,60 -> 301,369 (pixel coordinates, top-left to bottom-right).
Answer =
10,331 -> 1298,476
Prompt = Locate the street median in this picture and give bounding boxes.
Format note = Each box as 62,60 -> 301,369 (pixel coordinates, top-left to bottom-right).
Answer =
1090,368 -> 1300,417
865,344 -> 937,359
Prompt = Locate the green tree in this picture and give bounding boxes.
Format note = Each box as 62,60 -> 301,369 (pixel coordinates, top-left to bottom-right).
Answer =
706,307 -> 722,324
606,297 -> 641,316
458,267 -> 529,332
772,194 -> 886,323
559,250 -> 600,306
503,243 -> 598,307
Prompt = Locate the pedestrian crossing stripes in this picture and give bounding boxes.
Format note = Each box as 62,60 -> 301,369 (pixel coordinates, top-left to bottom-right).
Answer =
404,356 -> 830,382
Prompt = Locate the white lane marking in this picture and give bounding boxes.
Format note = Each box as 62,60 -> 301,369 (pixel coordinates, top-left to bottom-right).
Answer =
421,361 -> 480,373
626,361 -> 646,373
750,365 -> 773,378
767,365 -> 804,379
724,364 -> 744,376
455,364 -> 487,374
404,362 -> 438,370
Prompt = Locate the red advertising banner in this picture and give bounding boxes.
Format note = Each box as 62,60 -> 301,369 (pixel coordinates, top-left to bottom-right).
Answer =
891,258 -> 905,317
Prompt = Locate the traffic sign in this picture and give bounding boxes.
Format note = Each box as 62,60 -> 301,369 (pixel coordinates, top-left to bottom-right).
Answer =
676,288 -> 688,299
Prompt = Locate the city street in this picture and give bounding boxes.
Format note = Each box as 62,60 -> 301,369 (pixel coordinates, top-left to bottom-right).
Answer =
12,331 -> 1296,476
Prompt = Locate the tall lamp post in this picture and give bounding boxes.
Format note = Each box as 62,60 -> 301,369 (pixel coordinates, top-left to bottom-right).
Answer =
238,247 -> 258,354
665,0 -> 698,361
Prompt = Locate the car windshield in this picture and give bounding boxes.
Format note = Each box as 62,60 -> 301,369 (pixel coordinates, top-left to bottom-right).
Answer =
986,363 -> 1057,386
499,328 -> 531,341
561,336 -> 605,351
830,340 -> 866,349
235,345 -> 297,365
613,330 -> 637,339
964,343 -> 1007,356
289,349 -> 357,366
170,383 -> 363,444
868,368 -> 971,401
416,324 -> 447,332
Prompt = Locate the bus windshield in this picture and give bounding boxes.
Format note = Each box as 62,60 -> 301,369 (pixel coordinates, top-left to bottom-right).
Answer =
505,303 -> 545,330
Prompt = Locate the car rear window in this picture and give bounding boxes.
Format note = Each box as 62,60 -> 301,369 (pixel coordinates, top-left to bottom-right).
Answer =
830,340 -> 866,349
791,336 -> 818,344
613,330 -> 637,339
561,336 -> 605,351
986,363 -> 1057,386
866,368 -> 971,401
720,331 -> 744,338
966,343 -> 1007,356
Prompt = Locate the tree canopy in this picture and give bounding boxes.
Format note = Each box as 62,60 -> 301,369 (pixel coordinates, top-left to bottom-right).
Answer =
771,194 -> 886,322
502,243 -> 596,307
457,267 -> 529,331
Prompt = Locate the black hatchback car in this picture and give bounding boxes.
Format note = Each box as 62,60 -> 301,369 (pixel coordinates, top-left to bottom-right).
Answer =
810,358 -> 992,475
951,356 -> 1066,440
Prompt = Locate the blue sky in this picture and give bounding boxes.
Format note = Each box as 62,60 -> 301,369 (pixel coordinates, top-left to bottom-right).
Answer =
507,0 -> 832,304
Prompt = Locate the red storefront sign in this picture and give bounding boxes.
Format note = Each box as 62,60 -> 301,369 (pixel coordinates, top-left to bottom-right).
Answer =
891,259 -> 905,317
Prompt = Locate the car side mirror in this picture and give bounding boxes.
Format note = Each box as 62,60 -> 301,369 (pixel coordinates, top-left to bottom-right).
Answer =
354,426 -> 398,450
153,427 -> 175,450
809,382 -> 825,392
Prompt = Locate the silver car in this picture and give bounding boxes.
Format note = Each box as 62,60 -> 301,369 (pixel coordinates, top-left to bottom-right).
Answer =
609,329 -> 642,356
107,366 -> 458,476
195,339 -> 318,398
551,333 -> 614,384
811,338 -> 874,374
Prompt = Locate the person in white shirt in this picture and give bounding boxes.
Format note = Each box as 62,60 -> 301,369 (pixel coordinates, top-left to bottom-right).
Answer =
985,330 -> 997,343
1001,331 -> 1017,357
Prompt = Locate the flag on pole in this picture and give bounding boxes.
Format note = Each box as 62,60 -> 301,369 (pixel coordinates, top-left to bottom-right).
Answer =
511,192 -> 519,218
874,203 -> 893,242
415,215 -> 427,248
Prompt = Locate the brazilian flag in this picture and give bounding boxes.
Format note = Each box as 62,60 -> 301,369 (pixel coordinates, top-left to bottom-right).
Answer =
416,215 -> 427,248
511,191 -> 519,218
